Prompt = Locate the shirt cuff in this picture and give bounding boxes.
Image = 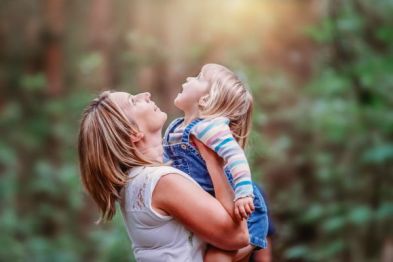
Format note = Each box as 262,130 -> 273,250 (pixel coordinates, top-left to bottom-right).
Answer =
234,185 -> 254,201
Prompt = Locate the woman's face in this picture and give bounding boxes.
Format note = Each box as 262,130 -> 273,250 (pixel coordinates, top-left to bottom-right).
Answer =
110,91 -> 167,134
174,70 -> 210,111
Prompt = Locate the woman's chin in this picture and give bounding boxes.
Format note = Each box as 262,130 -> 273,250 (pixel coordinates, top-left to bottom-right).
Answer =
152,112 -> 167,132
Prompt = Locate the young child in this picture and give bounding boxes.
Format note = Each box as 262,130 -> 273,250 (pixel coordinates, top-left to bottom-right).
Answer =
163,64 -> 269,260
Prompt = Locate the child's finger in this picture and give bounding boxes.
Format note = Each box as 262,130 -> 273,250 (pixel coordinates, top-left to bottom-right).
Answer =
238,205 -> 247,220
249,201 -> 255,211
244,204 -> 251,216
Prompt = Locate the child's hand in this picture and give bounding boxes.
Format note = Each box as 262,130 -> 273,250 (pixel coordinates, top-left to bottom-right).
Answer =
234,196 -> 255,221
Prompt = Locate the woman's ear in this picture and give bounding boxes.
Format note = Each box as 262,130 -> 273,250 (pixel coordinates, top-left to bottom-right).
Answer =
131,132 -> 144,143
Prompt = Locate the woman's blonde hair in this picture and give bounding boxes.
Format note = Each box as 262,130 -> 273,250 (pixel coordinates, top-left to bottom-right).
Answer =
199,64 -> 253,149
78,91 -> 157,223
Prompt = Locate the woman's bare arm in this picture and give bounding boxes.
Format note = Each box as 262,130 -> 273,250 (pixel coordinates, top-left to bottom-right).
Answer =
191,136 -> 240,220
153,173 -> 249,250
153,138 -> 248,250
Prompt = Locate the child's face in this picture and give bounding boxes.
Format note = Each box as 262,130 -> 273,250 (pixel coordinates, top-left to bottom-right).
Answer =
174,71 -> 210,112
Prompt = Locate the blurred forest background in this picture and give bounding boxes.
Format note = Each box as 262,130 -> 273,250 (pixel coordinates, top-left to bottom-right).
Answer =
1,0 -> 392,261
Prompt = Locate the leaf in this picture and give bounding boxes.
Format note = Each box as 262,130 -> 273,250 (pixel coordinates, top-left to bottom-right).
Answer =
301,204 -> 324,224
19,73 -> 46,92
322,216 -> 347,233
311,240 -> 346,260
376,26 -> 393,42
304,19 -> 335,43
347,206 -> 373,225
362,144 -> 393,164
285,245 -> 310,259
376,202 -> 393,220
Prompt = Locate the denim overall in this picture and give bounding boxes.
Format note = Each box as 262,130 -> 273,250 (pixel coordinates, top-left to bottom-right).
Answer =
163,117 -> 269,249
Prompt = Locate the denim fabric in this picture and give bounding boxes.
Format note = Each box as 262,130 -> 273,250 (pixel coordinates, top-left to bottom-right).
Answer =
163,117 -> 268,249
255,184 -> 276,237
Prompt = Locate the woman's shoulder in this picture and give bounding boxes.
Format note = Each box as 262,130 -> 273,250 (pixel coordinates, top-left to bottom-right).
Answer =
150,165 -> 187,176
124,165 -> 194,200
129,165 -> 192,181
150,166 -> 200,187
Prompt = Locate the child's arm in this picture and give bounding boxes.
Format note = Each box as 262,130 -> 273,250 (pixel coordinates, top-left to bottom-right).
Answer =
191,117 -> 255,220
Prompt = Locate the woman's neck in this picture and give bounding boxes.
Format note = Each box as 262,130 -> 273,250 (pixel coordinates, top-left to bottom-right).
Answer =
136,130 -> 164,163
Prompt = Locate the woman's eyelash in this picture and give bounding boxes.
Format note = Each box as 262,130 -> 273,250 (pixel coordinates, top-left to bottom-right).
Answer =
129,97 -> 136,105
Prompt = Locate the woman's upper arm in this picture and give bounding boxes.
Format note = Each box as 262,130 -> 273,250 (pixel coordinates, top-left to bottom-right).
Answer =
152,173 -> 248,250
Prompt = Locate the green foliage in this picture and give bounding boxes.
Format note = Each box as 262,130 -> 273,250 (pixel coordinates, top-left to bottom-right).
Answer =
260,1 -> 393,261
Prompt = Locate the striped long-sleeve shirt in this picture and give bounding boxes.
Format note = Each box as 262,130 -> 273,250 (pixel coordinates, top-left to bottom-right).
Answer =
191,117 -> 254,200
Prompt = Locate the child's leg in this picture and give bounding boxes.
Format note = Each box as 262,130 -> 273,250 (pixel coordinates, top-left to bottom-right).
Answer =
204,245 -> 236,262
204,244 -> 255,262
234,245 -> 255,262
250,237 -> 272,262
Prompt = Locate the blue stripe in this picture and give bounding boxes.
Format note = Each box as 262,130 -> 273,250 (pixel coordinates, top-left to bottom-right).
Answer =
214,137 -> 234,152
197,122 -> 216,139
234,180 -> 252,189
196,118 -> 228,139
220,146 -> 236,158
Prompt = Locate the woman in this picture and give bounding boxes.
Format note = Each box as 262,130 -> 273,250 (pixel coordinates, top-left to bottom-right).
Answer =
78,91 -> 249,261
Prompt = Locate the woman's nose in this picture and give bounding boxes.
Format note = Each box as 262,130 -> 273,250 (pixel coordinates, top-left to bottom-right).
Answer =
143,92 -> 151,101
134,92 -> 150,102
136,92 -> 149,98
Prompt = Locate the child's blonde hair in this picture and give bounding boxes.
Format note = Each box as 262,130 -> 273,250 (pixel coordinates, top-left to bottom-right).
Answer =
199,64 -> 253,149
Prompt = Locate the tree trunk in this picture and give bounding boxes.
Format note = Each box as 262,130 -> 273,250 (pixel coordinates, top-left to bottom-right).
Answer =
88,0 -> 114,90
44,0 -> 65,96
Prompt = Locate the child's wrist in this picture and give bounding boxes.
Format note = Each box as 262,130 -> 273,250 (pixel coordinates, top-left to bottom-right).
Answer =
233,194 -> 254,202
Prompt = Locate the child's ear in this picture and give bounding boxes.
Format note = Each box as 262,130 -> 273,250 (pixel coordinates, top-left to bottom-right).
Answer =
131,132 -> 144,143
198,95 -> 209,107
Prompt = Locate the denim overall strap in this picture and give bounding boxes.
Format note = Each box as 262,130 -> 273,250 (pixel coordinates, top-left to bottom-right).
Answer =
181,118 -> 203,143
163,117 -> 184,145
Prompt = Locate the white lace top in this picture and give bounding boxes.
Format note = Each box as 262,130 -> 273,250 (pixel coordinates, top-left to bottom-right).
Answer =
119,166 -> 206,262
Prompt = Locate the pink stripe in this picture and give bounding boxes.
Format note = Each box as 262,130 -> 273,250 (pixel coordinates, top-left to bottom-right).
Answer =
232,171 -> 249,181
